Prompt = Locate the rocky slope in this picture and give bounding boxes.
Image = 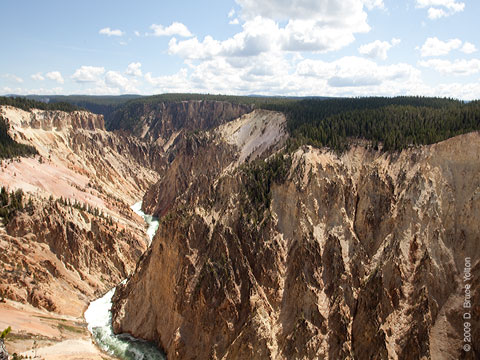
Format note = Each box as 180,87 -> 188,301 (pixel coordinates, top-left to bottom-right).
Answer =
0,105 -> 162,357
112,109 -> 479,360
0,105 -> 162,311
142,109 -> 288,217
0,106 -> 160,206
110,100 -> 253,144
0,196 -> 146,317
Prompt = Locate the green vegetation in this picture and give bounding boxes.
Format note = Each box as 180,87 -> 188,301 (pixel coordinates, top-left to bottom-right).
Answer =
55,196 -> 113,224
240,153 -> 292,223
57,322 -> 85,334
107,93 -> 303,132
68,93 -> 478,153
0,116 -> 38,158
0,96 -> 80,112
0,327 -> 11,340
5,94 -> 479,153
114,93 -> 302,106
261,96 -> 480,152
0,187 -> 24,224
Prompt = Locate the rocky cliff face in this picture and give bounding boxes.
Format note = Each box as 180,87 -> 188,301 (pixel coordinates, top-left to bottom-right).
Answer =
142,110 -> 288,217
1,105 -> 160,205
21,109 -> 105,131
0,105 -> 161,317
110,100 -> 253,143
112,111 -> 479,360
0,197 -> 147,317
0,339 -> 7,360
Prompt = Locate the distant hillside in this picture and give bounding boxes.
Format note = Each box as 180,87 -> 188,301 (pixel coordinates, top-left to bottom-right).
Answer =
24,95 -> 142,125
261,96 -> 480,152
106,93 -> 301,132
0,96 -> 80,112
6,94 -> 480,153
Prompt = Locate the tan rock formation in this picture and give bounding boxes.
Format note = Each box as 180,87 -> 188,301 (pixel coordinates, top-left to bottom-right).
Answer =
0,105 -> 159,316
0,197 -> 146,317
0,105 -> 160,206
113,121 -> 480,359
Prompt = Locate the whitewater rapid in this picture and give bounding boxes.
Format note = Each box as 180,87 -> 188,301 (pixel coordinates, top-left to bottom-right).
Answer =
84,201 -> 165,360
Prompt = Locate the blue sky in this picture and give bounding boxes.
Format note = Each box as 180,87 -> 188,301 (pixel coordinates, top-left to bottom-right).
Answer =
1,0 -> 479,99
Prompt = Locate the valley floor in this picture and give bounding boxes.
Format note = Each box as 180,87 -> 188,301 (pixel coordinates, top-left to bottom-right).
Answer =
0,300 -> 115,359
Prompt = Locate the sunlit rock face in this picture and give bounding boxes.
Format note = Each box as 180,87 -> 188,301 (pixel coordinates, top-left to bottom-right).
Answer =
0,105 -> 161,316
113,125 -> 480,359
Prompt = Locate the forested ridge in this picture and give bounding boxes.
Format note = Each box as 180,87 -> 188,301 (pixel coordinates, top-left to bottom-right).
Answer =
3,94 -> 480,152
260,97 -> 480,152
0,96 -> 80,112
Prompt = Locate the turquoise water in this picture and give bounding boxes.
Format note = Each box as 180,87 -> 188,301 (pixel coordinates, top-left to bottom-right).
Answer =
84,201 -> 165,360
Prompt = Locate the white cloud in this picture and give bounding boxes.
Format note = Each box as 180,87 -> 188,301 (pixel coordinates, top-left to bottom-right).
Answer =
31,73 -> 44,81
419,58 -> 480,75
297,57 -> 418,87
2,74 -> 23,83
150,22 -> 192,37
415,0 -> 465,19
416,0 -> 465,11
170,14 -> 370,60
99,27 -> 125,37
134,30 -> 141,37
461,42 -> 477,54
144,69 -> 193,93
236,0 -> 371,22
420,37 -> 462,57
144,50 -> 424,99
71,66 -> 105,83
125,62 -> 142,77
228,9 -> 236,18
229,18 -> 240,25
169,36 -> 221,60
427,7 -> 448,19
233,0 -> 372,52
283,18 -> 369,52
429,82 -> 480,100
105,71 -> 138,93
1,86 -> 63,96
363,0 -> 385,10
45,71 -> 64,84
358,38 -> 400,60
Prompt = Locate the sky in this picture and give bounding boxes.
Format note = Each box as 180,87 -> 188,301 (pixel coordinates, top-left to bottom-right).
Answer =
1,0 -> 479,99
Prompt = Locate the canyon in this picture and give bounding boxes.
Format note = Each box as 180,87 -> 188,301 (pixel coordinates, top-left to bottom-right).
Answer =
113,103 -> 480,359
0,105 -> 159,359
0,100 -> 479,359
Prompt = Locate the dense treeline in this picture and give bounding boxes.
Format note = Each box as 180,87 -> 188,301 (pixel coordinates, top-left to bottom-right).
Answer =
119,93 -> 302,107
5,94 -> 480,153
0,96 -> 80,112
240,153 -> 292,223
0,116 -> 38,158
0,186 -> 24,224
260,96 -> 479,152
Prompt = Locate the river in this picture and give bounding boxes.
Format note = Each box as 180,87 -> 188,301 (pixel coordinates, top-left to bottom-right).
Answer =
84,201 -> 165,360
